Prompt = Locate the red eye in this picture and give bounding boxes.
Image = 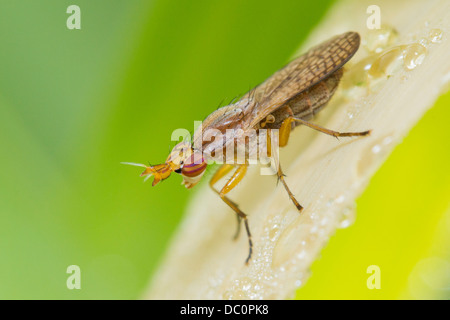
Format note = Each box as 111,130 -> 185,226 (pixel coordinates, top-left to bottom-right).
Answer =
181,152 -> 207,177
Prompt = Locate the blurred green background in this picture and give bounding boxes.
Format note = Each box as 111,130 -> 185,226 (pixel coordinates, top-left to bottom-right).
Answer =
0,0 -> 448,299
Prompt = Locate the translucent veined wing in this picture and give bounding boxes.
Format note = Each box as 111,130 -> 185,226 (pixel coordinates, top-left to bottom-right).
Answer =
240,32 -> 360,128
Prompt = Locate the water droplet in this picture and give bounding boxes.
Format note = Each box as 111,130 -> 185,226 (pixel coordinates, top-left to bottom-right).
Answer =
382,136 -> 393,145
403,44 -> 427,71
297,249 -> 307,260
242,282 -> 251,291
269,223 -> 280,241
272,223 -> 311,268
358,134 -> 394,177
326,199 -> 334,207
429,29 -> 443,43
372,144 -> 381,154
419,37 -> 430,48
233,289 -> 246,299
338,205 -> 356,229
368,46 -> 406,79
335,194 -> 345,204
363,25 -> 398,53
342,55 -> 377,91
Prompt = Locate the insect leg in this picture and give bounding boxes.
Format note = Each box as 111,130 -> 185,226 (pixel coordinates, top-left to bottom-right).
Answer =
268,128 -> 304,213
209,164 -> 242,240
278,117 -> 295,147
213,164 -> 253,264
291,117 -> 371,138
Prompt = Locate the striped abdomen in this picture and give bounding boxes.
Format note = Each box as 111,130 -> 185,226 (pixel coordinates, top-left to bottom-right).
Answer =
264,68 -> 343,130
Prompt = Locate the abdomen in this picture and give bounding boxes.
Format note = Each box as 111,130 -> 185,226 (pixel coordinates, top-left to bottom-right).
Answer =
265,68 -> 343,129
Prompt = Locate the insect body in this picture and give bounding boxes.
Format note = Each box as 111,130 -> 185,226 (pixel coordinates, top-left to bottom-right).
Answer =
124,32 -> 370,264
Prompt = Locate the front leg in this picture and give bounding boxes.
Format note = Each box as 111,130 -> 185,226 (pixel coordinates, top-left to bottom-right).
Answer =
209,164 -> 241,240
210,164 -> 253,264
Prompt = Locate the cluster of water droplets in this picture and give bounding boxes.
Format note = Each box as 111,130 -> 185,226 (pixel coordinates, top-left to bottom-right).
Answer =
223,188 -> 364,299
221,212 -> 292,299
339,24 -> 443,157
342,25 -> 443,97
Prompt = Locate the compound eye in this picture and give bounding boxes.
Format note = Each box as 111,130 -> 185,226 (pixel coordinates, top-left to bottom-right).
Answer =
181,152 -> 207,177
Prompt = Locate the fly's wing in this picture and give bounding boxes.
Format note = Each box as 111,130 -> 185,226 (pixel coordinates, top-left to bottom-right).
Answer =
240,32 -> 360,128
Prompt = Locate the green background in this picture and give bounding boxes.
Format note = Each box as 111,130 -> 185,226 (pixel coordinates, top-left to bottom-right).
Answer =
0,0 -> 448,299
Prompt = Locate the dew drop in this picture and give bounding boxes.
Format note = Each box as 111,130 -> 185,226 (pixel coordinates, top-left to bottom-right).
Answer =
357,134 -> 394,177
242,282 -> 251,292
403,44 -> 427,71
419,37 -> 430,48
363,25 -> 398,53
269,224 -> 280,242
223,290 -> 233,300
382,136 -> 393,145
296,249 -> 307,260
233,289 -> 246,299
342,54 -> 377,92
335,194 -> 345,204
372,144 -> 381,154
338,205 -> 356,229
368,46 -> 406,79
429,29 -> 443,43
272,223 -> 311,268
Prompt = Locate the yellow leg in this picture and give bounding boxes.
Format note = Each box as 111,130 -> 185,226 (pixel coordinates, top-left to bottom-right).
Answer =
210,164 -> 241,239
279,117 -> 295,147
209,164 -> 235,187
210,164 -> 253,264
275,116 -> 371,212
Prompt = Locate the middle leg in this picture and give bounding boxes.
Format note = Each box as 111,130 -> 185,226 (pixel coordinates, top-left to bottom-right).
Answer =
267,128 -> 304,213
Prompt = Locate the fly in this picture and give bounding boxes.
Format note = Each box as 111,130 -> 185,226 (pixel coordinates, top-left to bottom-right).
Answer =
124,31 -> 371,264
